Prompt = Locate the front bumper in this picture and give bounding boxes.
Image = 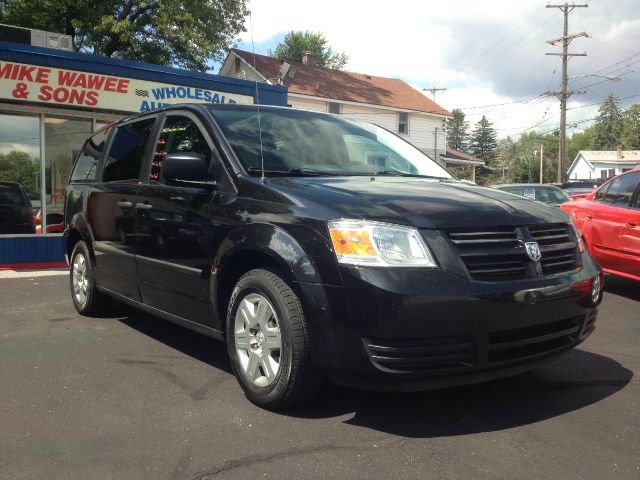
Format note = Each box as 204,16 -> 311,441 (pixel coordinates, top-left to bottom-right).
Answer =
299,252 -> 601,390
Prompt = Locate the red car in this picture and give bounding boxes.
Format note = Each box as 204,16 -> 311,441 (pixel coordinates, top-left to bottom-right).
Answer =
561,169 -> 640,281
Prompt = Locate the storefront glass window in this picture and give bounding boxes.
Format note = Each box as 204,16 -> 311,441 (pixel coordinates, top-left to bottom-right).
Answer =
0,112 -> 40,235
44,116 -> 92,233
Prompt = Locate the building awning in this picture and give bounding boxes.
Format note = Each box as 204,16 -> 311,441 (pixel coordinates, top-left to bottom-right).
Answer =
440,148 -> 485,166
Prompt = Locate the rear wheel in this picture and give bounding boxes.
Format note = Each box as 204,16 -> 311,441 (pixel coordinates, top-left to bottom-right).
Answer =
70,241 -> 111,316
226,269 -> 323,410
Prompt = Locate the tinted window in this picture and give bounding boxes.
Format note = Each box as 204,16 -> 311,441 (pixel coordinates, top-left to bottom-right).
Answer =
103,118 -> 155,182
150,116 -> 210,184
0,183 -> 27,205
600,172 -> 640,207
70,127 -> 110,182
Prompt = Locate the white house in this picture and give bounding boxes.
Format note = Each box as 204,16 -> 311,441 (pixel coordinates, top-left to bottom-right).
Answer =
219,49 -> 475,173
567,147 -> 640,180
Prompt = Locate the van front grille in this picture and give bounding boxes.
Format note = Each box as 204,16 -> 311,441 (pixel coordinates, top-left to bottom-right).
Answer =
446,224 -> 579,281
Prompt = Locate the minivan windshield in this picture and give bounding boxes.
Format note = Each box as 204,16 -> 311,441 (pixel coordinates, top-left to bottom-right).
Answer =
210,106 -> 453,179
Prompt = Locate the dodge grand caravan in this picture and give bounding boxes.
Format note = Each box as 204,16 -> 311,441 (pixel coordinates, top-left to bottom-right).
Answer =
64,104 -> 602,409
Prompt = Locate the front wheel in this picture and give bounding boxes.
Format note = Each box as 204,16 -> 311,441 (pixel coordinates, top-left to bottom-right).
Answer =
226,269 -> 323,410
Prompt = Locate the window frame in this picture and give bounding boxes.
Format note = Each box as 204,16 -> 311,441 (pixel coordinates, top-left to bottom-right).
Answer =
328,102 -> 341,115
397,112 -> 409,135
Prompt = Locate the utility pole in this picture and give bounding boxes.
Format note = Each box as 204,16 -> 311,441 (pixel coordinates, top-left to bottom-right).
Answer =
423,86 -> 447,102
539,143 -> 544,184
544,3 -> 588,183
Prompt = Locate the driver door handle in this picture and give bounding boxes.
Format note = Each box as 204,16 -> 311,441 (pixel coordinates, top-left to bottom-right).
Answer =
626,221 -> 637,228
117,201 -> 133,208
135,202 -> 153,210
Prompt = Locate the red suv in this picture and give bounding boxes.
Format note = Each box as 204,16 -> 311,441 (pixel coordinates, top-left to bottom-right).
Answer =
561,169 -> 640,281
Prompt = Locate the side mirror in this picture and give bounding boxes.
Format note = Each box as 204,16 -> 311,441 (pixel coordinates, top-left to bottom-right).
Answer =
162,152 -> 216,187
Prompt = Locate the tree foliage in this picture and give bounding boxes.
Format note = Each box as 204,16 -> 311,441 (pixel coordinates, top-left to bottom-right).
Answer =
271,31 -> 348,70
620,104 -> 640,150
469,115 -> 498,160
0,0 -> 249,71
593,94 -> 623,150
0,151 -> 40,199
446,108 -> 469,152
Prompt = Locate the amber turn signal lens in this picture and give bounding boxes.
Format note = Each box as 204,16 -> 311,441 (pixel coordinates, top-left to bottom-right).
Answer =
330,229 -> 376,257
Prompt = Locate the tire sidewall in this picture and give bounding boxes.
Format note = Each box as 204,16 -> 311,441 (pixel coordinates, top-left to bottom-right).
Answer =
226,271 -> 296,405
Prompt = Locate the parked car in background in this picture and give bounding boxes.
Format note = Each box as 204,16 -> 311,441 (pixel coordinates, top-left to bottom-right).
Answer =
561,169 -> 640,282
560,180 -> 600,197
0,181 -> 35,234
65,104 -> 602,410
35,211 -> 65,234
493,183 -> 572,207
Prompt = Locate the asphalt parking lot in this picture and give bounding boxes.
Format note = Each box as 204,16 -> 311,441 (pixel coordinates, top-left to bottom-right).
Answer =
0,272 -> 638,480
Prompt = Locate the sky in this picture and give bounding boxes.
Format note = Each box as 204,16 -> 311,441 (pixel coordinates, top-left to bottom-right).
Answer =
227,0 -> 640,140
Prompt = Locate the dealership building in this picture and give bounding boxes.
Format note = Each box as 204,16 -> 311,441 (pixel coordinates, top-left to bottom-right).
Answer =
0,34 -> 287,268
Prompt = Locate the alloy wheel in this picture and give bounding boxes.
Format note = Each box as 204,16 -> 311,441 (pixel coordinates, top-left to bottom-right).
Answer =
72,253 -> 89,307
234,293 -> 282,387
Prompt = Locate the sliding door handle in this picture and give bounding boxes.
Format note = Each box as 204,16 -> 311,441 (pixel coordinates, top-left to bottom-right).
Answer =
116,201 -> 133,208
135,202 -> 153,210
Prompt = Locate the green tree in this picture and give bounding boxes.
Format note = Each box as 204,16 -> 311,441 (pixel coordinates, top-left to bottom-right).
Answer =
566,125 -> 596,162
620,104 -> 640,149
0,0 -> 249,71
469,115 -> 498,184
446,108 -> 469,152
593,94 -> 623,150
271,31 -> 348,70
0,150 -> 40,198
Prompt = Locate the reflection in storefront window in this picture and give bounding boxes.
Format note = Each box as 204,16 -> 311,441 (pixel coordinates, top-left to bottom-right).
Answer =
0,112 -> 40,234
44,116 -> 92,233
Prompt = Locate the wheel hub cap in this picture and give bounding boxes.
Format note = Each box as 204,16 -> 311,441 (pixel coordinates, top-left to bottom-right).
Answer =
72,253 -> 88,307
234,293 -> 282,387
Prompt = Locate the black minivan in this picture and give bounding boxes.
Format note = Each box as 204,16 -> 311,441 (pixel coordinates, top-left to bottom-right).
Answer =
64,104 -> 602,409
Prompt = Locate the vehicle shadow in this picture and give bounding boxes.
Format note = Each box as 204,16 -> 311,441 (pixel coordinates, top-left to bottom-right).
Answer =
288,349 -> 633,438
112,303 -> 633,439
603,274 -> 640,302
114,304 -> 233,375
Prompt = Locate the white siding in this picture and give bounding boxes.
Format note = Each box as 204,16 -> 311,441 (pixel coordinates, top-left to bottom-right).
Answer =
569,155 -> 594,180
289,97 -> 327,112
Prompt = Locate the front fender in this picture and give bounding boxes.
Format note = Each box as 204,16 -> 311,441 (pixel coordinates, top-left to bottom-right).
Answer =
214,222 -> 340,286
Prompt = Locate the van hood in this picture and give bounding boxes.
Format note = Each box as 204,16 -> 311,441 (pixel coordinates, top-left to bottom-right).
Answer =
268,176 -> 571,229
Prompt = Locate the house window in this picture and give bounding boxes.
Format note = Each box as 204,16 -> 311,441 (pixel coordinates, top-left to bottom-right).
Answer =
398,112 -> 409,135
366,154 -> 388,168
608,168 -> 616,178
328,102 -> 341,114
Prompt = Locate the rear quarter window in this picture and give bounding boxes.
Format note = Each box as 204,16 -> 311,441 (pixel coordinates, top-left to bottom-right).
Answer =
70,127 -> 111,183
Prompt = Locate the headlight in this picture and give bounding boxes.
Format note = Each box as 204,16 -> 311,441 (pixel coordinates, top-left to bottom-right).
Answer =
328,220 -> 437,267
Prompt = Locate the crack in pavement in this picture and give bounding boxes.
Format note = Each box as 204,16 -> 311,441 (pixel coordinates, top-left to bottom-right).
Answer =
190,443 -> 349,479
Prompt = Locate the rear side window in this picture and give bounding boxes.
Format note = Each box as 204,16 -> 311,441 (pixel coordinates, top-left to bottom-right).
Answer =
600,172 -> 640,207
103,118 -> 155,182
70,127 -> 110,182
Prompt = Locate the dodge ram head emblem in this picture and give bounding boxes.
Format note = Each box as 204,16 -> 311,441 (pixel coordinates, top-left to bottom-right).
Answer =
525,242 -> 542,262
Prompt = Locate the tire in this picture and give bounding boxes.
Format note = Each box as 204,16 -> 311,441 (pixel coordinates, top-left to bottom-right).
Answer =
226,269 -> 324,410
69,241 -> 111,316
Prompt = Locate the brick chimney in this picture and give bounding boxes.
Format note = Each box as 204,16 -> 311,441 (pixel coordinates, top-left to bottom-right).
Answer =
617,145 -> 623,159
302,51 -> 314,65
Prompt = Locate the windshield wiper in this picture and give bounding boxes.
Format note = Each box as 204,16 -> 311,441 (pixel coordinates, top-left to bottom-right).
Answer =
246,167 -> 339,176
371,170 -> 450,179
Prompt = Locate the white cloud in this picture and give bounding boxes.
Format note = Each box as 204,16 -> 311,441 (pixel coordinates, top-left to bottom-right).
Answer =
240,0 -> 640,138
